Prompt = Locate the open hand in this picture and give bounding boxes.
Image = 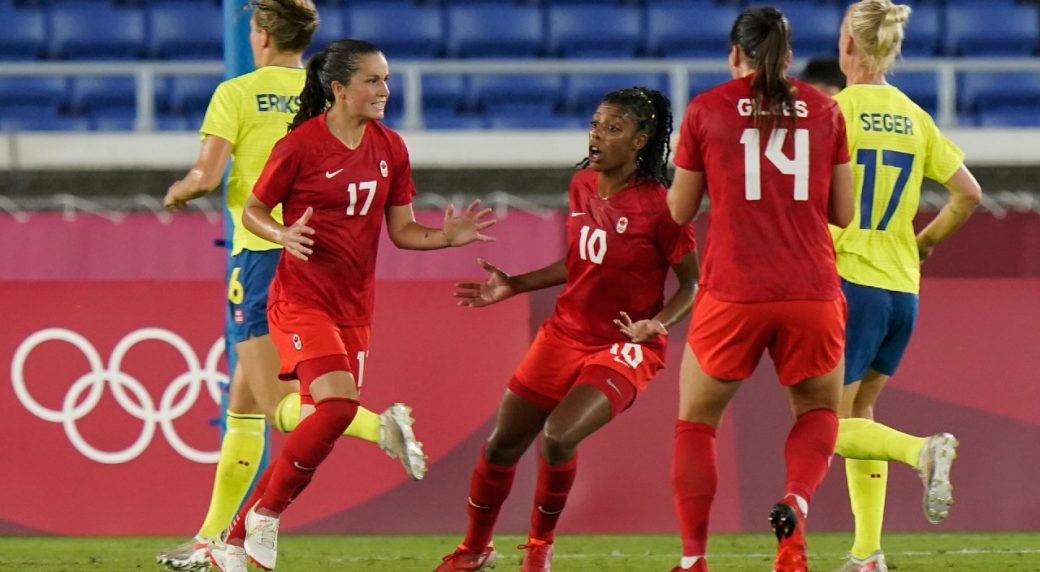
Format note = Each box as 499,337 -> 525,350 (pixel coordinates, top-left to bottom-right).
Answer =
443,200 -> 496,246
614,311 -> 667,343
454,258 -> 515,308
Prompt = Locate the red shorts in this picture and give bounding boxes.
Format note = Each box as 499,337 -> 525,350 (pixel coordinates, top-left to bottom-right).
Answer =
686,289 -> 846,386
509,323 -> 665,414
268,301 -> 371,401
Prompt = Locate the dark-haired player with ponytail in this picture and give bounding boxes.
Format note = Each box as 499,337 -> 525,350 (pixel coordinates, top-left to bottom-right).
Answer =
667,6 -> 854,572
157,2 -> 426,569
434,87 -> 698,572
204,39 -> 495,572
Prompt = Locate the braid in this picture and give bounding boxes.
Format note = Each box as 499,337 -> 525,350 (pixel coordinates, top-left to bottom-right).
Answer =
576,87 -> 673,186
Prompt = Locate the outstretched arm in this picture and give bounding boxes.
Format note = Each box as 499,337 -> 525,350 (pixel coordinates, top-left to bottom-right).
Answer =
455,257 -> 566,308
615,249 -> 700,342
386,200 -> 496,250
164,135 -> 233,211
916,164 -> 982,261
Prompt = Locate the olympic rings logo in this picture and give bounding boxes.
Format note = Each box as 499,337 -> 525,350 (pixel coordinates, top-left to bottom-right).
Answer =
11,327 -> 227,465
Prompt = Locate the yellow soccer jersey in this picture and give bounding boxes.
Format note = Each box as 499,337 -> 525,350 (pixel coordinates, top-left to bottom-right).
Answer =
200,66 -> 304,254
831,84 -> 964,293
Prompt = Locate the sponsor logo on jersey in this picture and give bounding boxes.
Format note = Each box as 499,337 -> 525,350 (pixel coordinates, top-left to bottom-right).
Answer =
325,168 -> 344,179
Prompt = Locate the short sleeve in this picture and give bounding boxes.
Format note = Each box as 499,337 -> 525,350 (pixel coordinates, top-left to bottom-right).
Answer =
388,133 -> 417,207
673,100 -> 705,172
200,80 -> 239,144
831,102 -> 850,165
922,114 -> 965,183
656,207 -> 698,265
252,136 -> 300,207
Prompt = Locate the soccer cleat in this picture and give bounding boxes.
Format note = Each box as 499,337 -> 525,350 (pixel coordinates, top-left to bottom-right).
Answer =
835,550 -> 888,572
770,496 -> 808,572
156,535 -> 211,570
917,432 -> 959,524
206,540 -> 248,572
518,542 -> 553,571
243,506 -> 280,570
670,560 -> 710,572
379,403 -> 428,480
433,545 -> 499,571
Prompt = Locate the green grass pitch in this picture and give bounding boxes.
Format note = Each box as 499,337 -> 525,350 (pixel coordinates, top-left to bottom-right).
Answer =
1,532 -> 1038,571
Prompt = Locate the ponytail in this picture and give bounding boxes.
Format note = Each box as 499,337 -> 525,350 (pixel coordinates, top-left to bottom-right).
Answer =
848,0 -> 911,75
731,7 -> 797,134
290,51 -> 331,131
289,39 -> 382,131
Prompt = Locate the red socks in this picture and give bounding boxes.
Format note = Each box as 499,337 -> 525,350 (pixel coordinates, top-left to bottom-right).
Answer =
672,420 -> 717,558
784,408 -> 838,504
462,450 -> 517,552
528,455 -> 578,544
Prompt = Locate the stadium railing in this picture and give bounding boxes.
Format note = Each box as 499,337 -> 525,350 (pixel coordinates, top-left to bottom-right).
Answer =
2,57 -> 1040,130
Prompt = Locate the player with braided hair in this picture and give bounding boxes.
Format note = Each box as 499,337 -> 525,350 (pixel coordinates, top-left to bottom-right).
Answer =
433,86 -> 698,572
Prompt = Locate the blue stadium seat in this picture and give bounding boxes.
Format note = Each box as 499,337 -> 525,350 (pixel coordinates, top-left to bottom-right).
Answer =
348,4 -> 443,59
889,73 -> 938,117
446,5 -> 542,59
1,113 -> 92,132
976,108 -> 1040,128
959,72 -> 1040,116
48,5 -> 147,60
68,76 -> 138,115
0,6 -> 46,60
469,74 -> 562,116
157,113 -> 192,131
900,5 -> 940,57
945,5 -> 1039,56
688,72 -> 733,99
308,8 -> 345,57
421,74 -> 467,113
423,110 -> 488,130
0,77 -> 68,113
773,4 -> 841,57
164,75 -> 222,115
563,73 -> 668,115
487,113 -> 586,130
646,4 -> 738,58
547,5 -> 643,58
148,3 -> 223,60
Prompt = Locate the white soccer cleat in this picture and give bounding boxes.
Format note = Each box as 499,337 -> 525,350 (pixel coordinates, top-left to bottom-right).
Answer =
379,403 -> 428,480
206,540 -> 248,572
835,550 -> 888,572
917,432 -> 959,524
156,535 -> 211,570
243,506 -> 280,570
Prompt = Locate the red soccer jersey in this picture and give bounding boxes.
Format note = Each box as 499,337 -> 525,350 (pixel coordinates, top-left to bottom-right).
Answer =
546,169 -> 697,350
253,114 -> 416,325
674,75 -> 849,302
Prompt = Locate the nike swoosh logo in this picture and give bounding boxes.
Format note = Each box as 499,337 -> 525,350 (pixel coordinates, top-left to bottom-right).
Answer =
570,212 -> 586,217
293,461 -> 315,471
467,497 -> 491,510
605,378 -> 623,396
325,169 -> 344,179
537,505 -> 563,516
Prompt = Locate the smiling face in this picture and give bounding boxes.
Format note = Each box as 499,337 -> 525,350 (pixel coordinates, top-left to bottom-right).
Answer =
331,52 -> 390,122
587,103 -> 647,174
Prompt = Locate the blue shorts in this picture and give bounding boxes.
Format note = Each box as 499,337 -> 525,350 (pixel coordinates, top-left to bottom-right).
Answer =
842,278 -> 919,384
226,249 -> 280,344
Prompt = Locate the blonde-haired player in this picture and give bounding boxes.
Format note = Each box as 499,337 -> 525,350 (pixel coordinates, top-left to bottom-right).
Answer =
832,1 -> 982,570
157,1 -> 425,569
